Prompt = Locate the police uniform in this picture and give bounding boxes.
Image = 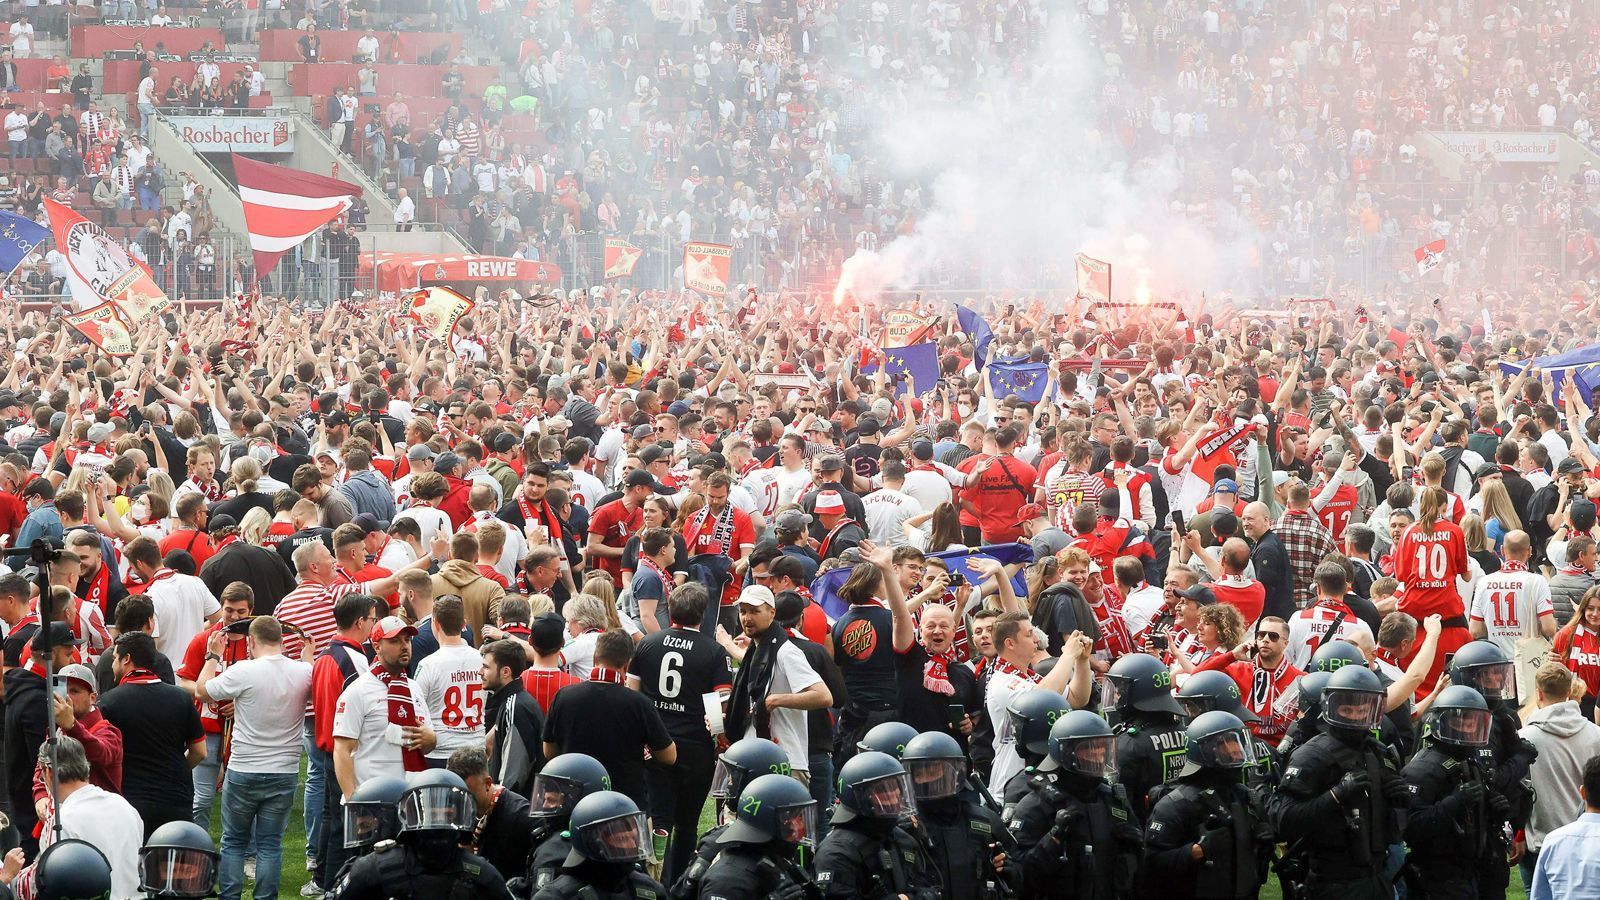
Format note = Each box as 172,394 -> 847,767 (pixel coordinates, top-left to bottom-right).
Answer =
1008,773 -> 1142,900
697,845 -> 817,900
532,861 -> 668,900
919,792 -> 1016,899
1142,772 -> 1271,899
526,823 -> 573,892
813,822 -> 940,900
1113,711 -> 1188,822
331,841 -> 516,900
666,824 -> 725,899
1401,742 -> 1498,900
1267,733 -> 1404,900
1476,704 -> 1536,900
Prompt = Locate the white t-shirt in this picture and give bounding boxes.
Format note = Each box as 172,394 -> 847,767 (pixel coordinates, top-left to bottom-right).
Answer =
1469,569 -> 1554,660
743,468 -> 783,518
202,653 -> 313,773
862,488 -> 923,546
148,573 -> 220,668
774,467 -> 815,509
393,505 -> 451,546
49,785 -> 144,900
568,470 -> 606,511
902,467 -> 955,512
986,667 -> 1044,796
412,642 -> 486,759
740,641 -> 820,773
563,630 -> 599,680
332,669 -> 435,784
4,112 -> 25,141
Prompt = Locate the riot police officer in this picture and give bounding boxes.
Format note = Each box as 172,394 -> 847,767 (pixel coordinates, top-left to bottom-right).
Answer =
999,689 -> 1072,814
341,776 -> 408,859
1141,711 -> 1272,900
696,774 -> 819,900
1268,665 -> 1407,900
331,769 -> 514,899
1401,685 -> 1502,900
1276,671 -> 1330,759
674,738 -> 794,899
532,791 -> 667,900
524,753 -> 613,894
1310,640 -> 1414,758
139,820 -> 218,898
1448,640 -> 1537,900
857,721 -> 920,758
1176,670 -> 1275,790
813,751 -> 939,900
33,839 -> 114,900
902,730 -> 1015,899
1103,652 -> 1187,821
1009,710 -> 1142,900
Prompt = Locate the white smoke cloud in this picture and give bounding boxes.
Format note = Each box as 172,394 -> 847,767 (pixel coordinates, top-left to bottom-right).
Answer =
835,9 -> 1259,307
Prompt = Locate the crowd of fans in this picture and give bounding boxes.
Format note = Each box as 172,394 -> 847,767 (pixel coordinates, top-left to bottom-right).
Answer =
0,287 -> 1583,899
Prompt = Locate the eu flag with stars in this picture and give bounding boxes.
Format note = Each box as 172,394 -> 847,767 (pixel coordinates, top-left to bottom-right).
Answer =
862,342 -> 940,397
0,211 -> 48,277
956,305 -> 994,368
988,357 -> 1051,403
810,542 -> 1036,621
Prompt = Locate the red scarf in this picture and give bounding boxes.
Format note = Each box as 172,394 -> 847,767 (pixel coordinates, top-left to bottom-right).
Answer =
690,503 -> 737,555
189,479 -> 223,501
636,554 -> 670,589
81,564 -> 111,615
992,656 -> 1042,685
119,666 -> 162,685
518,495 -> 563,542
370,662 -> 428,772
589,666 -> 628,685
922,646 -> 958,696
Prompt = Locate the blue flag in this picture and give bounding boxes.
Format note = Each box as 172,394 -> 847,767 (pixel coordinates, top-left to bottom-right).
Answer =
810,542 -> 1036,622
989,358 -> 1051,403
862,342 -> 940,397
0,211 -> 49,278
956,305 -> 994,368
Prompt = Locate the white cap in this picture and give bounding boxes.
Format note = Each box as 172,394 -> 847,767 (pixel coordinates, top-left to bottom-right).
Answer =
737,585 -> 775,608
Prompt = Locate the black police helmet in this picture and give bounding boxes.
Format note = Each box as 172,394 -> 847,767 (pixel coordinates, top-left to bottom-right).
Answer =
1296,670 -> 1332,713
901,730 -> 966,800
343,774 -> 408,850
833,751 -> 915,825
1005,688 -> 1072,758
1185,710 -> 1254,769
139,820 -> 217,898
1046,709 -> 1118,780
39,839 -> 113,900
1321,663 -> 1386,732
1422,684 -> 1493,748
719,773 -> 818,847
713,737 -> 792,799
857,721 -> 920,758
1176,669 -> 1261,723
1309,639 -> 1367,674
566,790 -> 651,866
1104,652 -> 1185,716
1447,639 -> 1515,703
398,769 -> 474,836
531,752 -> 612,819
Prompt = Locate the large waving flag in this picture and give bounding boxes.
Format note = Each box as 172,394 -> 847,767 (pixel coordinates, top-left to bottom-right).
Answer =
988,357 -> 1051,403
882,309 -> 938,348
0,210 -> 50,277
1076,252 -> 1111,304
810,542 -> 1035,621
861,342 -> 939,397
955,305 -> 994,368
404,286 -> 474,343
233,153 -> 361,281
603,238 -> 641,280
1415,239 -> 1446,275
43,198 -> 170,323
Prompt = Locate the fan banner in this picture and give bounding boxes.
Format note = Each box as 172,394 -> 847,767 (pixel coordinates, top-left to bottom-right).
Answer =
1076,252 -> 1111,304
604,238 -> 642,280
65,302 -> 135,356
1415,239 -> 1446,275
404,285 -> 474,343
882,310 -> 938,348
683,242 -> 732,295
44,198 -> 171,324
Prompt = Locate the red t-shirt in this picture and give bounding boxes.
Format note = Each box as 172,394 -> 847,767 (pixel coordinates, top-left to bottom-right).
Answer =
682,506 -> 756,606
1315,483 -> 1361,542
1557,624 -> 1600,698
522,666 -> 580,713
588,499 -> 643,587
1394,521 -> 1468,619
475,563 -> 510,588
160,528 -> 216,568
970,455 -> 1037,543
0,491 -> 25,545
1209,578 -> 1266,622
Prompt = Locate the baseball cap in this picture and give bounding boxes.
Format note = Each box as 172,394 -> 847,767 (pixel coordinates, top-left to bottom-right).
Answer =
631,424 -> 656,441
530,612 -> 566,654
32,622 -> 82,652
434,452 -> 462,474
855,416 -> 880,435
773,509 -> 812,533
370,616 -> 418,642
695,452 -> 728,471
737,584 -> 776,608
324,410 -> 351,427
351,513 -> 383,535
910,439 -> 935,462
491,432 -> 520,454
1177,585 -> 1218,606
0,392 -> 19,411
638,444 -> 668,466
624,469 -> 667,491
1212,478 -> 1240,495
1474,463 -> 1503,481
814,490 -> 845,515
1559,457 -> 1587,476
207,513 -> 238,534
56,663 -> 96,690
86,421 -> 114,444
405,443 -> 436,462
1015,503 -> 1047,525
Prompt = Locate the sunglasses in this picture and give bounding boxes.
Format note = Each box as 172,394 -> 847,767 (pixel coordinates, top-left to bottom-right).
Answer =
1255,630 -> 1282,641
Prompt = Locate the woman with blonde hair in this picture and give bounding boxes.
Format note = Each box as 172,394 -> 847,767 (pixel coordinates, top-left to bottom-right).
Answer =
1394,485 -> 1472,692
582,569 -> 642,641
1553,585 -> 1600,720
1172,601 -> 1245,675
238,506 -> 272,546
1477,478 -> 1521,552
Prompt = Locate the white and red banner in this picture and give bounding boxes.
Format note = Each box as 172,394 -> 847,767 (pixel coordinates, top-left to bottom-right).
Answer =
881,309 -> 937,348
364,252 -> 561,293
683,241 -> 732,295
168,116 -> 295,154
1076,252 -> 1111,304
404,285 -> 474,344
604,238 -> 642,280
43,198 -> 171,325
1415,239 -> 1446,275
64,301 -> 134,356
233,153 -> 361,281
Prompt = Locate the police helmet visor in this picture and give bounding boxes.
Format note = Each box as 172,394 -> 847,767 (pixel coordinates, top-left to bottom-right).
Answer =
530,773 -> 588,818
1459,661 -> 1514,702
853,771 -> 915,819
1178,695 -> 1218,719
1323,688 -> 1384,731
1098,674 -> 1125,710
139,847 -> 217,896
397,785 -> 475,833
710,755 -> 785,799
1191,728 -> 1253,769
1431,707 -> 1492,747
905,758 -> 964,800
775,803 -> 818,847
582,810 -> 650,864
1061,735 -> 1118,779
343,800 -> 400,848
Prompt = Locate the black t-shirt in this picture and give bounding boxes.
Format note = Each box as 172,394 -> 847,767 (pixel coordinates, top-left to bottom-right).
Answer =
845,442 -> 884,481
831,604 -> 901,714
2,622 -> 37,669
894,643 -> 982,752
276,526 -> 334,568
542,681 -> 672,810
98,681 -> 204,810
630,627 -> 732,747
209,491 -> 275,525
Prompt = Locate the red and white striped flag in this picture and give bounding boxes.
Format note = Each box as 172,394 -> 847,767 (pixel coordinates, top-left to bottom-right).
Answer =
232,154 -> 362,282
